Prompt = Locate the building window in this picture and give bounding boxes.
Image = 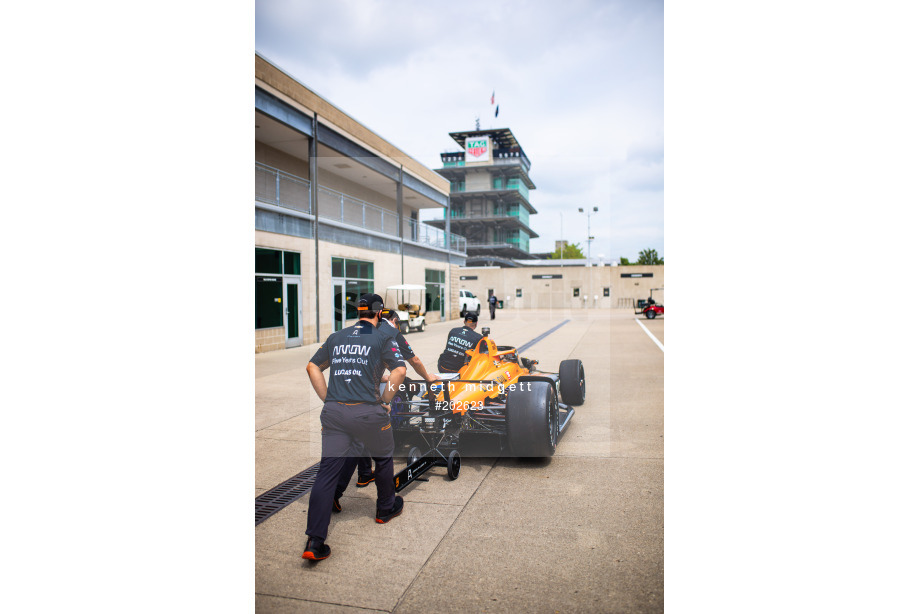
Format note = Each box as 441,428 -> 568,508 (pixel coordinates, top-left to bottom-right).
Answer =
256,248 -> 300,329
516,288 -> 522,298
283,251 -> 301,275
256,247 -> 282,275
332,257 -> 374,322
256,277 -> 282,329
603,287 -> 610,297
573,287 -> 580,298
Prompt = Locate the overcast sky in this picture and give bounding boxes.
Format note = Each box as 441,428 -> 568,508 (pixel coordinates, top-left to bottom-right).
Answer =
255,0 -> 663,261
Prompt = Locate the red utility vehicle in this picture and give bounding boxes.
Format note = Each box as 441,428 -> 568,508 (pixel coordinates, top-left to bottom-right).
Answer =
636,288 -> 664,319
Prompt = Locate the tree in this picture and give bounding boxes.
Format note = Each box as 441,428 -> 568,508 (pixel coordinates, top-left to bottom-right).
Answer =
619,256 -> 631,266
636,248 -> 664,265
550,242 -> 586,259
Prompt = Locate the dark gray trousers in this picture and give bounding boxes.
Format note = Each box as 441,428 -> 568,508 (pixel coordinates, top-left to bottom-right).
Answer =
305,401 -> 396,541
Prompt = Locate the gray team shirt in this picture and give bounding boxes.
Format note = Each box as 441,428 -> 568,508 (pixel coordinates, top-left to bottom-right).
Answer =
437,325 -> 483,371
310,319 -> 405,403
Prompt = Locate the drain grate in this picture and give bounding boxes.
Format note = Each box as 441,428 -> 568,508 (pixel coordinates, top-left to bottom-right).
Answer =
255,462 -> 321,526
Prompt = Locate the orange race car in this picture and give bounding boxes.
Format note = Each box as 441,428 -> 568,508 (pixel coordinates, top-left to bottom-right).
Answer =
388,327 -> 585,491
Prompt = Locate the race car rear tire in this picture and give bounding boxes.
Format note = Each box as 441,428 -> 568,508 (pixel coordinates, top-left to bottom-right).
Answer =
506,381 -> 558,458
559,359 -> 586,406
645,309 -> 656,319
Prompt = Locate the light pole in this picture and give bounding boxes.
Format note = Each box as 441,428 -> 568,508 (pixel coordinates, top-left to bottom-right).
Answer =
578,207 -> 598,266
559,211 -> 563,257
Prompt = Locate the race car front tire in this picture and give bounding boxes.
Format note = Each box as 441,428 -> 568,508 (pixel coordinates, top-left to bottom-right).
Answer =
506,381 -> 558,458
447,450 -> 461,480
559,359 -> 586,406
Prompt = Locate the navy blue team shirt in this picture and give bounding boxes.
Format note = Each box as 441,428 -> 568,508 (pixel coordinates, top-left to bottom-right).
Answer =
310,319 -> 405,404
377,320 -> 416,361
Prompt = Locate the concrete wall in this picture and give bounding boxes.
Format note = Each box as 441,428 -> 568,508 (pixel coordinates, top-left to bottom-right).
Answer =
449,265 -> 461,320
464,169 -> 491,192
455,265 -> 665,310
255,141 -> 309,178
255,229 -> 456,352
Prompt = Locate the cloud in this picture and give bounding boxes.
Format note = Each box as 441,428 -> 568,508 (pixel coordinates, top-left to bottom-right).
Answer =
255,0 -> 664,259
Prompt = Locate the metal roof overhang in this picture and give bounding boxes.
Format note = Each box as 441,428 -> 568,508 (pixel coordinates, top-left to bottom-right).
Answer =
426,216 -> 538,238
441,188 -> 537,214
463,255 -> 523,267
465,244 -> 538,260
449,128 -> 523,153
256,86 -> 448,209
436,162 -> 536,190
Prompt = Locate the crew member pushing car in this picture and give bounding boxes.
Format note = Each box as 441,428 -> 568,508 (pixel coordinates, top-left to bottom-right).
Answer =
436,313 -> 483,373
302,293 -> 407,562
352,308 -> 439,488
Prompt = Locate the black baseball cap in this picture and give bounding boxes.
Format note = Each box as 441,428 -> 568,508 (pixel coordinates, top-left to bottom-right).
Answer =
464,313 -> 478,323
358,293 -> 384,313
380,307 -> 399,321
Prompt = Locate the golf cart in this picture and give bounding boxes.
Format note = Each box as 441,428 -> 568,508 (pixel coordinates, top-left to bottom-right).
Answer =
636,287 -> 664,319
385,284 -> 427,333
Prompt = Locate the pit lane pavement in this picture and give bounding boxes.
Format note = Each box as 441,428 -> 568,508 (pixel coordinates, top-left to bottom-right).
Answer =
255,308 -> 663,613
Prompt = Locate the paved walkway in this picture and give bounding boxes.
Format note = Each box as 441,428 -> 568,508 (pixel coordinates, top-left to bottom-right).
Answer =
255,309 -> 664,613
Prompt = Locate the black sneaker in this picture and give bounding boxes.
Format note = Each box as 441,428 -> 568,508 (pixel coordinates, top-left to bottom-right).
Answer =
302,537 -> 331,561
332,497 -> 342,513
356,474 -> 375,488
375,495 -> 404,524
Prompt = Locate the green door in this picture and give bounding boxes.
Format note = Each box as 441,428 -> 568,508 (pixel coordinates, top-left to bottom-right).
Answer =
284,279 -> 302,348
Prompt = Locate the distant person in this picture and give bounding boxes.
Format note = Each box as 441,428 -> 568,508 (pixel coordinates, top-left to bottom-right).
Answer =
437,314 -> 483,373
488,294 -> 498,320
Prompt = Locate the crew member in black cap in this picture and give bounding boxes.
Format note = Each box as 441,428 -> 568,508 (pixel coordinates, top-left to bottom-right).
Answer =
436,313 -> 483,374
353,307 -> 439,488
302,293 -> 407,562
378,308 -> 438,385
